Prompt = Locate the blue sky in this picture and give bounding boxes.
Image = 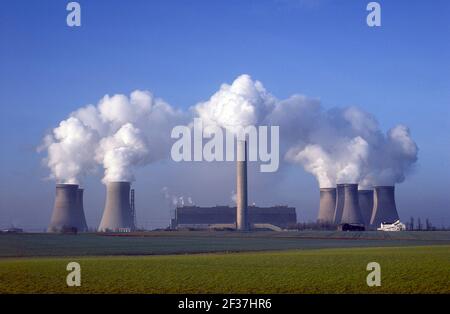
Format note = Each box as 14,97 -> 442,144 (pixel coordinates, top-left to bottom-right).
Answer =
0,0 -> 449,229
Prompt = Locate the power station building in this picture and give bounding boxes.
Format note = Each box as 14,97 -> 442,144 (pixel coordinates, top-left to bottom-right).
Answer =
172,205 -> 297,230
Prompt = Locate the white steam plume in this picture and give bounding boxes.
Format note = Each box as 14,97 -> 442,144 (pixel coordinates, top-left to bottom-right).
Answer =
41,90 -> 185,184
42,74 -> 418,189
39,117 -> 99,184
193,75 -> 418,188
194,74 -> 276,134
95,123 -> 149,183
281,105 -> 418,188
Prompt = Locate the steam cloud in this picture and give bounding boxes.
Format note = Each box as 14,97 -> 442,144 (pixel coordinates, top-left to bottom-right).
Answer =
41,74 -> 418,189
193,75 -> 418,188
194,74 -> 275,134
95,123 -> 149,183
41,90 -> 185,184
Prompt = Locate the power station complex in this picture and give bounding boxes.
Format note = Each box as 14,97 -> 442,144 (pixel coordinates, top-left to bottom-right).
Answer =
47,140 -> 401,232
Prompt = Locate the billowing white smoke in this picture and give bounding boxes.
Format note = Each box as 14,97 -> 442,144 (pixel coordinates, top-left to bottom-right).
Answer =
41,90 -> 184,184
40,117 -> 99,184
194,74 -> 276,134
360,125 -> 418,188
286,136 -> 369,188
280,105 -> 418,188
193,74 -> 418,188
95,123 -> 149,183
42,74 -> 418,189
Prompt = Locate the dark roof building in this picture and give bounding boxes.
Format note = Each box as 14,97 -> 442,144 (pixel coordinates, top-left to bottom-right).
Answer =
173,205 -> 297,230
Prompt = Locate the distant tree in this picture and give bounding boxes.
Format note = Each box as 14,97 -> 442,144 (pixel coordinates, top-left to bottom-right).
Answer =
417,218 -> 422,231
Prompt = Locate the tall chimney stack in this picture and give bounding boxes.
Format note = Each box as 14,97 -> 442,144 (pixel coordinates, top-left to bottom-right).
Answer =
48,184 -> 80,232
75,188 -> 88,232
370,186 -> 399,227
358,189 -> 374,226
333,184 -> 345,224
317,188 -> 336,224
98,181 -> 136,232
236,140 -> 249,231
340,184 -> 364,225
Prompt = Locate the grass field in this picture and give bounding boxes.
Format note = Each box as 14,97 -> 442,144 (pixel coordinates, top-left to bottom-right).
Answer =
0,245 -> 449,294
1,231 -> 449,257
1,232 -> 449,293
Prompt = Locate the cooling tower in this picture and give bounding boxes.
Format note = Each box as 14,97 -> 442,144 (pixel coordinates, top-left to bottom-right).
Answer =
48,184 -> 80,232
236,140 -> 249,231
333,184 -> 345,223
358,189 -> 374,226
370,186 -> 399,227
340,184 -> 364,225
317,188 -> 336,224
75,188 -> 88,232
98,181 -> 135,232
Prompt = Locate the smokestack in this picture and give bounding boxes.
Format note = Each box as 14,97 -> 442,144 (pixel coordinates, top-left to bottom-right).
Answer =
48,184 -> 80,232
370,186 -> 399,227
340,184 -> 364,225
333,184 -> 345,224
75,188 -> 89,232
98,181 -> 136,232
317,188 -> 336,224
358,189 -> 374,226
236,140 -> 249,231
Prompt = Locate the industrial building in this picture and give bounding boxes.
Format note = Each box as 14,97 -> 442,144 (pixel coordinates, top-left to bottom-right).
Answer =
172,205 -> 297,230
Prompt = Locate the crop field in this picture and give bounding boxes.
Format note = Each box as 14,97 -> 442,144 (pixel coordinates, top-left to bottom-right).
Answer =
0,231 -> 449,294
1,231 -> 449,257
0,245 -> 449,294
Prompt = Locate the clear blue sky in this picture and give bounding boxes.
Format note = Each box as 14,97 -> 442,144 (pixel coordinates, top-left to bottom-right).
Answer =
0,0 -> 449,229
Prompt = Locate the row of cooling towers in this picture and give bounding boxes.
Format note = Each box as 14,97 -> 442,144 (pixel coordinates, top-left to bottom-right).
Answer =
317,184 -> 399,227
48,182 -> 135,232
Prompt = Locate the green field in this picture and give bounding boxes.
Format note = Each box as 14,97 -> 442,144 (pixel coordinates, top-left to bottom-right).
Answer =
1,231 -> 449,293
1,231 -> 449,257
0,245 -> 449,293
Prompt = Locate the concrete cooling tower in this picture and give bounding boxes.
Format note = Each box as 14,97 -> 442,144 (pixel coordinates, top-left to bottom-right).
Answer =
317,188 -> 336,224
340,184 -> 364,225
75,188 -> 88,232
358,189 -> 374,226
98,181 -> 136,232
333,184 -> 345,224
370,186 -> 399,227
48,184 -> 83,232
236,140 -> 249,231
